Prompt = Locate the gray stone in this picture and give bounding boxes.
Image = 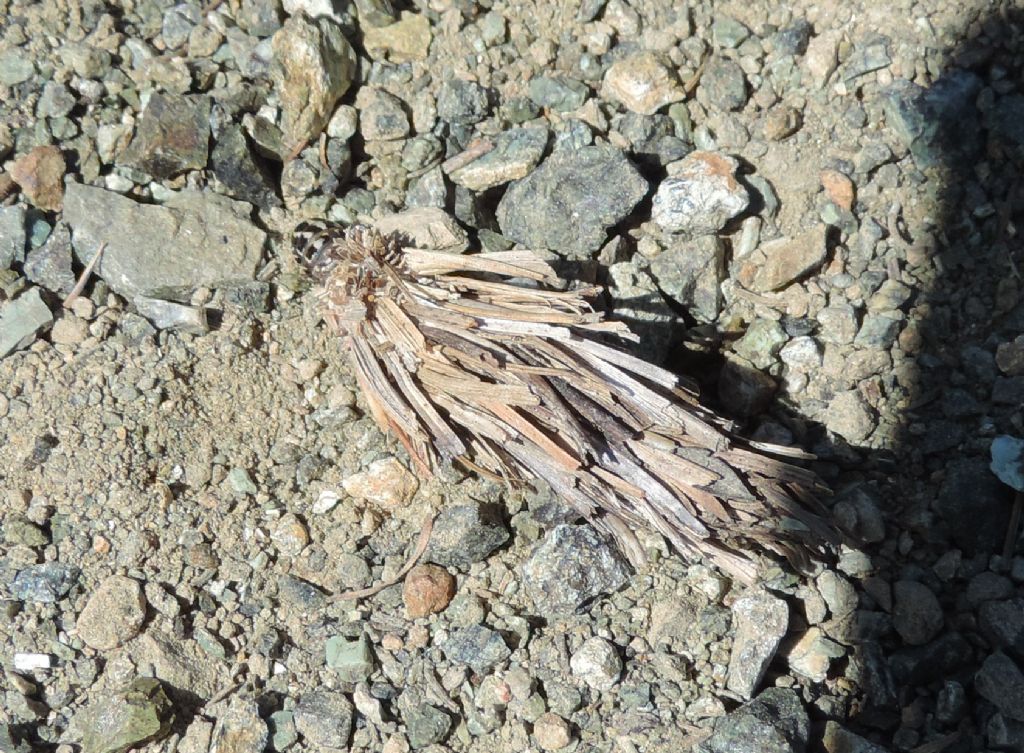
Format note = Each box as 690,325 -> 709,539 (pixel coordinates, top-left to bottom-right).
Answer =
405,704 -> 451,749
0,288 -> 54,359
293,690 -> 353,750
966,571 -> 1013,608
522,524 -> 631,614
988,713 -> 1024,752
358,88 -> 410,141
272,14 -> 357,149
977,652 -> 1024,722
374,207 -> 468,252
497,145 -> 647,256
700,56 -> 748,111
842,40 -> 891,81
210,126 -> 281,209
934,680 -> 967,725
10,562 -> 79,603
854,312 -> 902,348
733,319 -> 788,370
653,151 -> 748,237
979,598 -> 1024,659
990,94 -> 1024,149
833,485 -> 885,544
817,304 -> 858,344
826,391 -> 874,444
649,235 -> 724,323
771,21 -> 812,56
24,223 -> 75,294
63,183 -> 265,299
325,634 -> 374,682
37,81 -> 76,118
437,79 -> 490,125
935,458 -> 1012,554
0,49 -> 34,86
697,688 -> 809,753
569,637 -> 622,691
162,4 -> 201,49
238,0 -> 282,36
268,710 -> 298,752
449,126 -> 549,191
712,17 -> 750,49
0,206 -> 26,267
443,625 -> 510,673
882,72 -> 982,169
210,699 -> 268,753
75,678 -> 174,753
426,502 -> 510,568
120,93 -> 210,178
892,580 -> 943,646
718,356 -> 776,416
727,590 -> 789,699
528,76 -> 588,112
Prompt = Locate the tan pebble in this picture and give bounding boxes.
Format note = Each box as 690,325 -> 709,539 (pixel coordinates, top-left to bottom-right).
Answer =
271,512 -> 310,556
533,712 -> 572,750
50,316 -> 89,346
342,457 -> 419,508
92,535 -> 111,555
403,564 -> 456,618
76,575 -> 146,650
820,169 -> 855,211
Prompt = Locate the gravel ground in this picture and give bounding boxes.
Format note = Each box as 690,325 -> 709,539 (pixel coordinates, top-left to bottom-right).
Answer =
2,0 -> 1024,752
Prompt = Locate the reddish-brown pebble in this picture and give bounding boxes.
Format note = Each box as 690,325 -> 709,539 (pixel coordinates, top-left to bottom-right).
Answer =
403,564 -> 456,618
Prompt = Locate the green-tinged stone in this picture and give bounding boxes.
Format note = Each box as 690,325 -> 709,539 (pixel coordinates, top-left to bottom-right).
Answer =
325,633 -> 375,682
79,678 -> 174,753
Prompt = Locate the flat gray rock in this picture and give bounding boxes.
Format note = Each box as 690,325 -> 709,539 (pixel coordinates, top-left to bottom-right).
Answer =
0,287 -> 53,359
63,183 -> 265,299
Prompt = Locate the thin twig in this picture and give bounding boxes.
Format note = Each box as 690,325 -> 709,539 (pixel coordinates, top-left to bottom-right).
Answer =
440,138 -> 494,174
332,514 -> 435,602
1004,489 -> 1023,561
63,242 -> 106,309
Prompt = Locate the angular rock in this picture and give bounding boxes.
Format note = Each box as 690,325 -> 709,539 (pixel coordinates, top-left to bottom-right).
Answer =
293,690 -> 353,750
77,575 -> 147,651
750,226 -> 828,292
210,699 -> 268,753
528,76 -> 588,112
0,205 -> 26,267
652,151 -> 749,237
979,598 -> 1024,659
437,78 -> 490,125
727,590 -> 789,699
363,11 -> 432,63
0,287 -> 53,359
24,222 -> 75,294
63,183 -> 265,299
10,562 -> 79,603
784,627 -> 845,682
449,126 -> 549,191
443,625 -> 510,673
133,297 -> 209,333
697,688 -> 809,753
826,391 -> 875,444
9,145 -> 66,211
821,722 -> 889,753
733,319 -> 788,370
603,52 -> 685,115
272,14 -> 357,149
497,145 -> 647,256
977,652 -> 1024,722
649,235 -> 725,323
210,126 -> 280,209
522,524 -> 631,614
120,93 -> 210,178
606,259 -> 680,361
341,456 -> 418,508
833,485 -> 886,544
426,502 -> 510,568
357,87 -> 410,141
892,580 -> 943,646
325,634 -> 374,682
935,458 -> 1012,554
570,637 -> 622,691
75,678 -> 174,753
405,704 -> 451,749
700,56 -> 748,111
374,207 -> 468,252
